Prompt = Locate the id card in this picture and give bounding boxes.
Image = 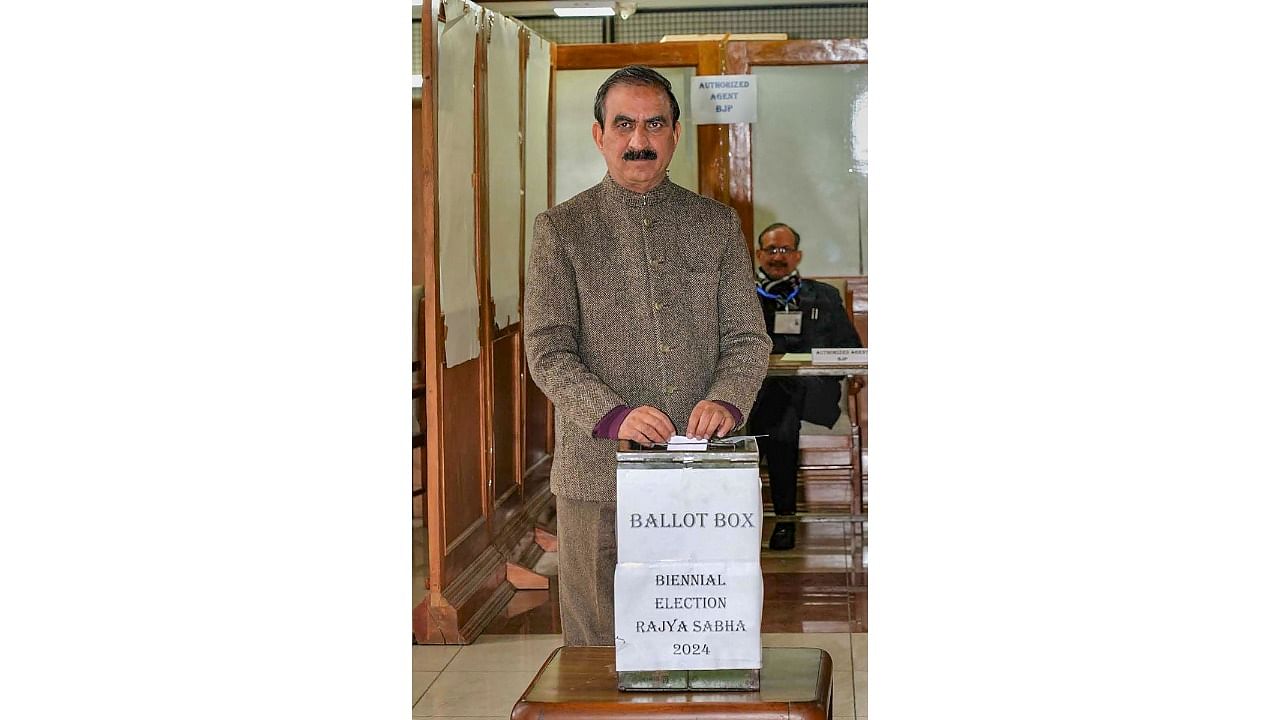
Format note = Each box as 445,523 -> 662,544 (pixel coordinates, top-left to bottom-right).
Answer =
773,310 -> 802,335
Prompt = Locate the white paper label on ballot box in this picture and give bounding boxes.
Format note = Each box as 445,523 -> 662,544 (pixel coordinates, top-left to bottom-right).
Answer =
614,464 -> 764,671
614,561 -> 763,671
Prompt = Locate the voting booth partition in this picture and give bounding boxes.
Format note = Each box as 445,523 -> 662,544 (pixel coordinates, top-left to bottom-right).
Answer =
413,0 -> 559,644
614,439 -> 764,690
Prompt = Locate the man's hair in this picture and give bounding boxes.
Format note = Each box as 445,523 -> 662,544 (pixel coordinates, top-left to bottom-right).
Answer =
593,65 -> 681,128
758,222 -> 801,249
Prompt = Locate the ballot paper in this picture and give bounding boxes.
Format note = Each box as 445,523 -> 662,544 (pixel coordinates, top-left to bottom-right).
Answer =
664,435 -> 708,451
663,434 -> 765,451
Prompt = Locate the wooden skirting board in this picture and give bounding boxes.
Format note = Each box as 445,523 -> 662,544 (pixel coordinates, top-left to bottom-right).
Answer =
413,479 -> 554,644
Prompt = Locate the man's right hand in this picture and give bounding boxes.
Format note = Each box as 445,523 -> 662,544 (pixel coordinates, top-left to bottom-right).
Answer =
618,405 -> 676,446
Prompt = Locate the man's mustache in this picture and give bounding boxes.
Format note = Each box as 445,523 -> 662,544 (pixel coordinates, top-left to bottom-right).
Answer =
622,147 -> 658,161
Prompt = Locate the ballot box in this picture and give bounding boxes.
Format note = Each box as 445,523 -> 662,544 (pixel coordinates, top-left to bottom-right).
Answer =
613,437 -> 764,691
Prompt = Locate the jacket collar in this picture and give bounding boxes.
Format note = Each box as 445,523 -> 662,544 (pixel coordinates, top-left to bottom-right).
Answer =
601,172 -> 674,207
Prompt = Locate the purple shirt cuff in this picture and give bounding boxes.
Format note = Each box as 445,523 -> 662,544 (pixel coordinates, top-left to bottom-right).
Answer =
595,402 -> 740,440
593,405 -> 633,440
713,400 -> 743,429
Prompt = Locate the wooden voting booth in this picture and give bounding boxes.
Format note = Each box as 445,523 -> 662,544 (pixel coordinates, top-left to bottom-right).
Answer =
413,0 -> 557,643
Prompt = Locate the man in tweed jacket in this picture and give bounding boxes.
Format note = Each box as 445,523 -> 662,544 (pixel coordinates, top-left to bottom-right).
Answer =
524,66 -> 772,646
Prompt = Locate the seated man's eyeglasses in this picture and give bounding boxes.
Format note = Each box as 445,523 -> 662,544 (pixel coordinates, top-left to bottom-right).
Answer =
763,247 -> 797,255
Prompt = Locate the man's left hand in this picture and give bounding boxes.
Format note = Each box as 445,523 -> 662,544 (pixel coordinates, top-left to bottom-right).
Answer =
685,400 -> 735,440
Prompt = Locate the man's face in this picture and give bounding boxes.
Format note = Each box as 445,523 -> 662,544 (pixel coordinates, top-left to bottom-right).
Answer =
757,226 -> 803,280
592,83 -> 681,194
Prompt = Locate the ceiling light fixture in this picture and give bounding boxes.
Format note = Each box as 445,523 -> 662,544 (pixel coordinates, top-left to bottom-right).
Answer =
553,2 -> 616,17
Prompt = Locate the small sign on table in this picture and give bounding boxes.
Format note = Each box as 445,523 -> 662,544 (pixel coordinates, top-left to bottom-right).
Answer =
811,347 -> 867,364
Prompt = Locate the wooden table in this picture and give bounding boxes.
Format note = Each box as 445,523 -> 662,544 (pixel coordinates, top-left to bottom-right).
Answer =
765,359 -> 867,378
511,646 -> 834,719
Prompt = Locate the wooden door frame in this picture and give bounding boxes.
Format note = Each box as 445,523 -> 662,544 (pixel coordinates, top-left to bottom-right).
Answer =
417,0 -> 445,603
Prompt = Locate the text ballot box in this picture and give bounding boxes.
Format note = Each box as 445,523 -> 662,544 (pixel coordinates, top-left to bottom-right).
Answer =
614,438 -> 764,690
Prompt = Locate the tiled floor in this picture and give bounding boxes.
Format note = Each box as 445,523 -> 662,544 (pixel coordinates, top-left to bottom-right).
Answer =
412,516 -> 868,718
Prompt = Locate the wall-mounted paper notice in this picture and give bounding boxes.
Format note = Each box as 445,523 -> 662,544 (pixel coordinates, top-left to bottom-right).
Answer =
690,74 -> 757,124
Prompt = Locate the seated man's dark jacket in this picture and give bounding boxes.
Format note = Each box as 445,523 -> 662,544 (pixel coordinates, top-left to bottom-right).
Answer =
757,279 -> 863,428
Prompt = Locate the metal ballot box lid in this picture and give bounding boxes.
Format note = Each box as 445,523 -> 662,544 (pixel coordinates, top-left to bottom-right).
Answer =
616,437 -> 760,467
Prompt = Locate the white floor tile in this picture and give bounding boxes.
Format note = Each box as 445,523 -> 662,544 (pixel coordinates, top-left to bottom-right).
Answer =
412,671 -> 439,704
412,644 -> 460,672
854,670 -> 867,718
447,634 -> 563,672
411,669 -> 536,717
851,632 -> 867,672
833,670 -> 855,717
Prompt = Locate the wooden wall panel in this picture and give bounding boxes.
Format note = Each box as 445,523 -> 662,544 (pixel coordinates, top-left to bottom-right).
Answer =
413,101 -> 425,287
441,359 -> 485,550
523,364 -> 550,475
491,331 -> 519,501
555,41 -> 700,69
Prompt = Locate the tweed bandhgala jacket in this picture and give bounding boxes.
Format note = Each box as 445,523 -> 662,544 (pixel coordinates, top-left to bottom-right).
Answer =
524,173 -> 772,503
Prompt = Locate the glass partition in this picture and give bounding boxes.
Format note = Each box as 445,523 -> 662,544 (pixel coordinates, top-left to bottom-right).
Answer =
751,64 -> 867,275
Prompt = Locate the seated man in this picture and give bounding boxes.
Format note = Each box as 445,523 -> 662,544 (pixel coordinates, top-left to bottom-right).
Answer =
748,222 -> 863,550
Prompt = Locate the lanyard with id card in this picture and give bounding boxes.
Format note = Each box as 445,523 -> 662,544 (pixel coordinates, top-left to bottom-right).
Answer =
773,310 -> 802,335
758,283 -> 803,335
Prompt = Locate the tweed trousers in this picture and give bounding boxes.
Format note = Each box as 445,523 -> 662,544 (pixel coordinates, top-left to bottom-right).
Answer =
555,495 -> 617,647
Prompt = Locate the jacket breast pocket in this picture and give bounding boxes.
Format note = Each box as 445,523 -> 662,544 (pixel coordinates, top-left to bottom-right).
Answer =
679,267 -> 720,340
